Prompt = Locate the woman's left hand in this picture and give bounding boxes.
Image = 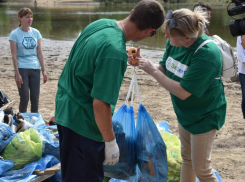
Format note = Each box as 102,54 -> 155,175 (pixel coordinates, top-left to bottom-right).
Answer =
127,47 -> 141,66
138,58 -> 158,75
42,70 -> 48,83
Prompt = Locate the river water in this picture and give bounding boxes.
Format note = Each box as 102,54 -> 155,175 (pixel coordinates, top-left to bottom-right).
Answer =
0,2 -> 241,50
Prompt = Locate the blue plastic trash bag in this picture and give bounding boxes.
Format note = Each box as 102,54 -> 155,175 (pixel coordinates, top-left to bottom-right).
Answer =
196,169 -> 223,182
0,155 -> 60,182
109,178 -> 131,182
0,159 -> 14,175
136,104 -> 168,182
39,125 -> 60,160
21,112 -> 46,130
157,121 -> 172,134
12,112 -> 46,132
0,122 -> 14,155
104,104 -> 137,180
104,73 -> 138,180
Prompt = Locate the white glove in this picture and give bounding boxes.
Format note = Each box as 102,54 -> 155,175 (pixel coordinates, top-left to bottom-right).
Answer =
103,138 -> 120,166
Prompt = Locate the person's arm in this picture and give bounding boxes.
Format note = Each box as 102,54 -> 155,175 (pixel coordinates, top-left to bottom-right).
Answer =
156,63 -> 166,74
93,98 -> 119,166
10,40 -> 22,88
237,36 -> 245,66
93,98 -> 115,141
138,58 -> 191,100
37,39 -> 48,83
240,35 -> 245,65
241,35 -> 245,50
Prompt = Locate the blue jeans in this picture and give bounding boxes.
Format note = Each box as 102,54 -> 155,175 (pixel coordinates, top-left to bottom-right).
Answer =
239,73 -> 245,119
57,124 -> 105,182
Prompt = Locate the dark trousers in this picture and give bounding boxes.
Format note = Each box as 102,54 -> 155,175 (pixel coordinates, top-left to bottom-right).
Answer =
239,73 -> 245,119
18,68 -> 40,113
57,124 -> 105,182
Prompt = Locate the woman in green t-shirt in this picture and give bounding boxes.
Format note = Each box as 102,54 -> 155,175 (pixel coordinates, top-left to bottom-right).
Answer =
129,8 -> 226,182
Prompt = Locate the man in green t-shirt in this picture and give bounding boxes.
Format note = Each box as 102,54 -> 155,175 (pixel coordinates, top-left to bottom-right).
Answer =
55,1 -> 165,181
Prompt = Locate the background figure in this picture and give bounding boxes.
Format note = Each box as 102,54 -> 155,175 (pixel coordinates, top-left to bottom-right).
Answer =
237,35 -> 245,134
54,0 -> 165,181
193,1 -> 212,36
9,7 -> 48,113
129,8 -> 226,182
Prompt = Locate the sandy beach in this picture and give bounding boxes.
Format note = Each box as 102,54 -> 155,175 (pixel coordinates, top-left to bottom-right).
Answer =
0,36 -> 245,182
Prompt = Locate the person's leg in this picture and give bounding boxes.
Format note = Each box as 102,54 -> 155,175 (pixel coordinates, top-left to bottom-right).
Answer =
18,68 -> 29,113
191,129 -> 218,182
57,124 -> 64,178
29,69 -> 40,113
57,124 -> 105,182
178,124 -> 196,182
239,73 -> 245,119
239,73 -> 245,134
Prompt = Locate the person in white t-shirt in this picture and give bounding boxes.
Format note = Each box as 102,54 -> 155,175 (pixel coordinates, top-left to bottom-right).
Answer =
9,7 -> 48,113
237,35 -> 245,134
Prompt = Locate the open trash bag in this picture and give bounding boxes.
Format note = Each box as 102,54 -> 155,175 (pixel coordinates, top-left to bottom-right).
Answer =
104,73 -> 137,180
157,121 -> 182,182
0,118 -> 14,155
2,128 -> 42,170
134,73 -> 168,182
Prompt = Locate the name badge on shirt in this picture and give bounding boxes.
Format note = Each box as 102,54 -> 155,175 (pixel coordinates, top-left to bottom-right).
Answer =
166,57 -> 188,78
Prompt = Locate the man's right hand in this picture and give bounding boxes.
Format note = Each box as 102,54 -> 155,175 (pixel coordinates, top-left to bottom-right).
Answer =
103,138 -> 120,166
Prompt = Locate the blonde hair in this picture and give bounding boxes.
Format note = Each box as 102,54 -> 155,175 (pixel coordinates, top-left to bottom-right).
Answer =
163,8 -> 208,39
18,7 -> 33,27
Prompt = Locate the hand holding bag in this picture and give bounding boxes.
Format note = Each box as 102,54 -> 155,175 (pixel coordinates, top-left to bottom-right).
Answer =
104,73 -> 138,180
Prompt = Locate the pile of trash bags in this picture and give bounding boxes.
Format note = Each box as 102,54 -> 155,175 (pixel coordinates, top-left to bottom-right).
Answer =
0,109 -> 60,182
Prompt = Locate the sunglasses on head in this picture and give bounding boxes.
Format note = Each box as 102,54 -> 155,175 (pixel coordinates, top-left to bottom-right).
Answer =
166,10 -> 177,30
150,30 -> 156,37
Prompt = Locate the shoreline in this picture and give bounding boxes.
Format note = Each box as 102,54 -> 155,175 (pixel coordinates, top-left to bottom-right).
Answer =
1,0 -> 229,6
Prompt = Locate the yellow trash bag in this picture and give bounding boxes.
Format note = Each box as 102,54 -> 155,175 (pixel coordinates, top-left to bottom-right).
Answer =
2,128 -> 42,170
159,131 -> 182,182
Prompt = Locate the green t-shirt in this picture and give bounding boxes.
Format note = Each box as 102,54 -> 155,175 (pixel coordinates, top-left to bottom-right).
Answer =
159,34 -> 227,134
55,19 -> 127,142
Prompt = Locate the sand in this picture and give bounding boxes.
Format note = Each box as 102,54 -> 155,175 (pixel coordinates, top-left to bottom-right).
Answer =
0,36 -> 245,181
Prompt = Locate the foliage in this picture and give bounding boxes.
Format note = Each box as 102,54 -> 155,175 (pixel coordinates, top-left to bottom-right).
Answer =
0,0 -> 7,3
97,0 -> 140,5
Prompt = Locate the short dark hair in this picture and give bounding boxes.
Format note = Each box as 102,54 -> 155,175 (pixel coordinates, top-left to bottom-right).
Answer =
129,0 -> 165,30
193,2 -> 212,11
